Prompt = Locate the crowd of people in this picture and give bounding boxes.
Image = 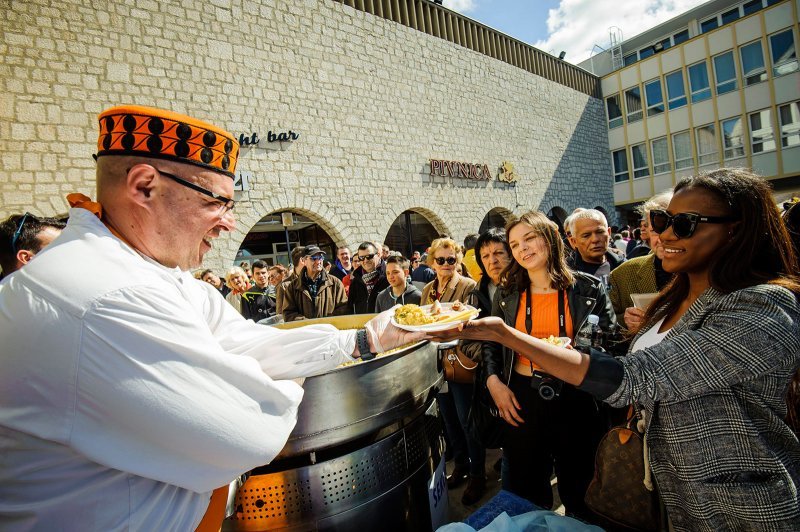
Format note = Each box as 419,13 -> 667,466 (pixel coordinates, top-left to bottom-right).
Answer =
1,105 -> 799,531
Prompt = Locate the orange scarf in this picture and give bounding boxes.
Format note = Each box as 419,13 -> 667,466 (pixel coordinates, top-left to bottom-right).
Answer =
66,193 -> 230,532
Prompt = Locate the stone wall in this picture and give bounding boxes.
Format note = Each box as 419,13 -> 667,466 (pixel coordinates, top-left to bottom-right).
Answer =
1,0 -> 613,271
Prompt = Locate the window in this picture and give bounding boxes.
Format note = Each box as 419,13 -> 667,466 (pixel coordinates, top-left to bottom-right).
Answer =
740,40 -> 767,85
645,79 -> 664,116
713,51 -> 737,94
779,102 -> 800,147
625,86 -> 643,123
769,29 -> 798,77
672,131 -> 693,169
631,143 -> 649,178
722,117 -> 745,159
696,124 -> 719,165
666,70 -> 687,109
673,29 -> 689,45
606,94 -> 623,129
721,8 -> 740,25
639,47 -> 655,60
743,0 -> 763,16
651,137 -> 670,174
624,53 -> 637,66
749,109 -> 775,153
658,38 -> 672,51
688,61 -> 711,103
701,18 -> 718,34
612,149 -> 629,182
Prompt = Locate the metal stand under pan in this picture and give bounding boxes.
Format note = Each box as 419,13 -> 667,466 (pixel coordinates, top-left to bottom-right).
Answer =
225,401 -> 446,531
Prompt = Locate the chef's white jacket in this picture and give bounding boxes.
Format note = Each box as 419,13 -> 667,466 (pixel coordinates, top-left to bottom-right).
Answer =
0,208 -> 357,530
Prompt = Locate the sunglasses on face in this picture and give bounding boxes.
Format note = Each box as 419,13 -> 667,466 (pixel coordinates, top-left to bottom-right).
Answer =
434,256 -> 457,266
10,212 -> 31,252
650,209 -> 738,239
358,253 -> 375,261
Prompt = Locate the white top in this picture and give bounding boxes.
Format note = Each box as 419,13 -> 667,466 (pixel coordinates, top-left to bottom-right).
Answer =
631,317 -> 670,351
0,209 -> 357,531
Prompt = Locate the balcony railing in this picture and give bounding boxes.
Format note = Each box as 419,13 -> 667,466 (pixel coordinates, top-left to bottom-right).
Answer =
331,0 -> 601,98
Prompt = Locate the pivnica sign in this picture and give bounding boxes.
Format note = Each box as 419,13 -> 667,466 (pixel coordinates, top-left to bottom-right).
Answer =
238,130 -> 300,147
429,159 -> 492,181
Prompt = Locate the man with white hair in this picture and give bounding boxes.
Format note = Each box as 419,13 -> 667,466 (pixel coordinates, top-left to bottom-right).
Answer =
566,208 -> 623,287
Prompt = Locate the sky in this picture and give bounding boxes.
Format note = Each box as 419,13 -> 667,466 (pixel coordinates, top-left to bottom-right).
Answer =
443,0 -> 711,65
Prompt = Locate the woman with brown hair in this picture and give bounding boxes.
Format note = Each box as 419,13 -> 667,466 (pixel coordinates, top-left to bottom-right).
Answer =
433,169 -> 800,530
481,211 -> 614,522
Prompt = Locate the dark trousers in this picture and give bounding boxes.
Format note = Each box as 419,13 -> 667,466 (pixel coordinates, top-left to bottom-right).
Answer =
437,381 -> 486,478
501,371 -> 606,521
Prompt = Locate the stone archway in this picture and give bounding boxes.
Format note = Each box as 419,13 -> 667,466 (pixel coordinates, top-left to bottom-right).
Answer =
234,208 -> 345,268
383,207 -> 452,257
479,207 -> 514,234
547,206 -> 569,233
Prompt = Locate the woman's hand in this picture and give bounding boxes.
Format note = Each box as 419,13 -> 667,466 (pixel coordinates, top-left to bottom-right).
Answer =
487,375 -> 523,427
624,306 -> 646,330
427,316 -> 507,343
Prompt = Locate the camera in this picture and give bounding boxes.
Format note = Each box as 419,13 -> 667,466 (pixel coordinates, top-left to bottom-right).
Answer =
531,371 -> 562,400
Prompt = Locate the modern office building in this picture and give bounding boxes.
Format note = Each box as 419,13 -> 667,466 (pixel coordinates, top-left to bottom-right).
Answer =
579,0 -> 799,223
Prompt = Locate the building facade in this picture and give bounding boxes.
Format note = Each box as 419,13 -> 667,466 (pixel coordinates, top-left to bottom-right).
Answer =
580,0 -> 800,223
1,0 -> 614,273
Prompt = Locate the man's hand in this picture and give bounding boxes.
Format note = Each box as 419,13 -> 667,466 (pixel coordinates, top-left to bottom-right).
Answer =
624,306 -> 646,331
486,375 -> 523,427
363,307 -> 426,354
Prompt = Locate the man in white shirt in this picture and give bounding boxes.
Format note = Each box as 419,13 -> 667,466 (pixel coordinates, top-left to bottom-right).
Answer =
0,105 -> 419,531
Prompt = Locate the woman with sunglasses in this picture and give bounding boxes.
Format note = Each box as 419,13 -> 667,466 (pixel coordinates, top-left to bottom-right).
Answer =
420,238 -> 483,501
481,211 -> 614,522
432,169 -> 800,530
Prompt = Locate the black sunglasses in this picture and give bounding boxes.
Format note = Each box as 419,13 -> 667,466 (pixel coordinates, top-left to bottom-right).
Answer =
156,169 -> 235,214
10,212 -> 31,252
650,209 -> 738,239
358,253 -> 376,261
434,256 -> 457,266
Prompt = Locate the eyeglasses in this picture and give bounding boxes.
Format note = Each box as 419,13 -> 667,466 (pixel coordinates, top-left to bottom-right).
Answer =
434,256 -> 457,266
156,169 -> 235,215
358,253 -> 376,261
650,209 -> 738,239
308,255 -> 325,261
10,212 -> 31,252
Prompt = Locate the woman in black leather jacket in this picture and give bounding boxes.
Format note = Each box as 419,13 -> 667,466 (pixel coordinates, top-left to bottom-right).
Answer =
483,211 -> 615,522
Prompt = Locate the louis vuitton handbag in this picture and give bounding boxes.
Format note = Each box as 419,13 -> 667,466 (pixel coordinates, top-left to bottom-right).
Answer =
584,407 -> 661,531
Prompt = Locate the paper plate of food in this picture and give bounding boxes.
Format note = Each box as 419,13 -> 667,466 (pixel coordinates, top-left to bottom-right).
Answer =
392,301 -> 480,332
540,335 -> 571,347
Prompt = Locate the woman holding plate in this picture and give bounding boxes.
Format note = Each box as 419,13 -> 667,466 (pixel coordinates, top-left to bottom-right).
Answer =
432,169 -> 800,530
421,238 -> 483,503
481,211 -> 614,522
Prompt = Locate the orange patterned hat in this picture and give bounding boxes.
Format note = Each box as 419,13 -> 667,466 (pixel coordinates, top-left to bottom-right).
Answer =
96,105 -> 239,178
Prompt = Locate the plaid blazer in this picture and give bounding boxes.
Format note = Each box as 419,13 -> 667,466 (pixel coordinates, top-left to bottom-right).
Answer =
606,284 -> 800,531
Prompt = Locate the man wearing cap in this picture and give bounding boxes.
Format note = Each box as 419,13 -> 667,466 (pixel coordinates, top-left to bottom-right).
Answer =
281,245 -> 347,321
0,105 -> 421,530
